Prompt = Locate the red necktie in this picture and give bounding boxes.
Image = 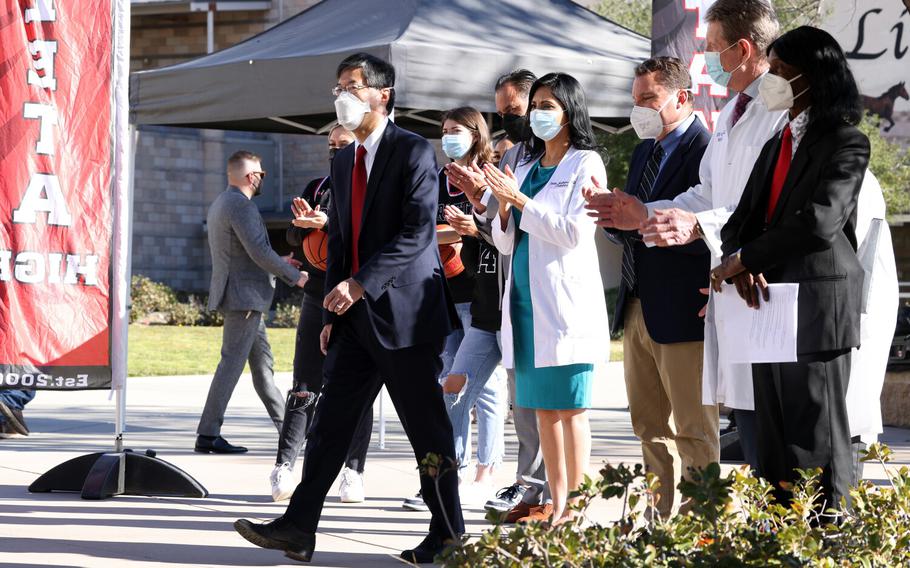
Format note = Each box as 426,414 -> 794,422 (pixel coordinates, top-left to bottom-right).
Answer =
730,93 -> 752,128
766,124 -> 792,222
351,144 -> 368,274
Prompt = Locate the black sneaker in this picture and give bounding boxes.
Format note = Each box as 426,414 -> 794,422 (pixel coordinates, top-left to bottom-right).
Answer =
0,402 -> 28,436
402,490 -> 428,512
484,483 -> 527,513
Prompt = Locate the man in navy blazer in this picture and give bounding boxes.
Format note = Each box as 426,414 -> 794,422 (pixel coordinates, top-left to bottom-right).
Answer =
587,57 -> 716,519
234,53 -> 463,564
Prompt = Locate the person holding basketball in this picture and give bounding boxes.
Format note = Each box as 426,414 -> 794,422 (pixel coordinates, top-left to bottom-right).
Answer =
270,124 -> 373,504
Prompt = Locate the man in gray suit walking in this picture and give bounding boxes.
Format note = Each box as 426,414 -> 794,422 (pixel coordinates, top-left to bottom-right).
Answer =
196,150 -> 309,454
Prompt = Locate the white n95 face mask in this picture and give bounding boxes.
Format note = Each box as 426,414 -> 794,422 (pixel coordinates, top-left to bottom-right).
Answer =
629,92 -> 678,139
334,91 -> 371,131
758,72 -> 809,112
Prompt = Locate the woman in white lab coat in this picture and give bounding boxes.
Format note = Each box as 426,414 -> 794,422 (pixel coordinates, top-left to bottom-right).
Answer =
484,72 -> 609,525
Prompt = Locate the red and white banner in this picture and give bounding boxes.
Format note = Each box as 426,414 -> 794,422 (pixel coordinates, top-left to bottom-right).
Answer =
0,0 -> 122,390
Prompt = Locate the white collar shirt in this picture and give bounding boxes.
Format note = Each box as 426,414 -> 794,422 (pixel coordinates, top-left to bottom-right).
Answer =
354,116 -> 389,180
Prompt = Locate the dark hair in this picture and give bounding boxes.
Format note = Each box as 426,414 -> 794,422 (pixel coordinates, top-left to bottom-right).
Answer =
336,52 -> 396,113
635,56 -> 693,92
494,69 -> 537,96
767,26 -> 863,127
706,0 -> 779,53
441,106 -> 495,166
524,73 -> 598,161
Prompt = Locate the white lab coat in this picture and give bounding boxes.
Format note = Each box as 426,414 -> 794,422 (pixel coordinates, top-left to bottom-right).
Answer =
646,78 -> 788,410
492,147 -> 609,369
847,172 -> 898,444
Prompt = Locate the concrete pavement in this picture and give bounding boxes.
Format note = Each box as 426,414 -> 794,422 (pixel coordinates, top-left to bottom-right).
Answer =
1,363 -> 908,567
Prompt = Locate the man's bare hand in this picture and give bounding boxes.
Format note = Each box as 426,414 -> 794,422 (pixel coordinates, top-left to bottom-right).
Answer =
283,253 -> 303,269
323,278 -> 364,315
320,324 -> 333,355
640,208 -> 699,247
583,183 -> 647,230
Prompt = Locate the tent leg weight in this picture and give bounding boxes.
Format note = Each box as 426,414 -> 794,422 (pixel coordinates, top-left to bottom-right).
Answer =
28,450 -> 208,499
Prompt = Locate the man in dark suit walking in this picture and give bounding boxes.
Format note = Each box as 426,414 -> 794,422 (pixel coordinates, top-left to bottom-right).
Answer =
586,57 -> 716,519
234,53 -> 463,564
196,151 -> 308,454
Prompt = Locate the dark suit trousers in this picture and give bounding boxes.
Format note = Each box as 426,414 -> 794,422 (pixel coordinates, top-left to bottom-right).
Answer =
283,302 -> 464,538
752,350 -> 854,511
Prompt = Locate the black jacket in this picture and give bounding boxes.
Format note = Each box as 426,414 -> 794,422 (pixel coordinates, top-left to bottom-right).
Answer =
721,120 -> 870,355
611,118 -> 712,343
325,121 -> 458,349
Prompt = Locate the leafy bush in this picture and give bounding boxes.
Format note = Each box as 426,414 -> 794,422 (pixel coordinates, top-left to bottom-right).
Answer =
130,275 -> 178,323
271,302 -> 301,329
439,443 -> 910,567
197,305 -> 224,327
168,301 -> 201,326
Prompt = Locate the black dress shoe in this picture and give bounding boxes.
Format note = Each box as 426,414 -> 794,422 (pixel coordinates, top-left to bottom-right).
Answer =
400,533 -> 460,564
194,435 -> 247,454
234,517 -> 315,562
0,402 -> 28,436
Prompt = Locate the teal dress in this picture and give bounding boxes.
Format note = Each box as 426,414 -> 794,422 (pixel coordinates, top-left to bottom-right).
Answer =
511,161 -> 594,410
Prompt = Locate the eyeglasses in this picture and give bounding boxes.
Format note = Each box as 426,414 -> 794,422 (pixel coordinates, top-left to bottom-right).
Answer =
249,170 -> 267,178
332,83 -> 370,97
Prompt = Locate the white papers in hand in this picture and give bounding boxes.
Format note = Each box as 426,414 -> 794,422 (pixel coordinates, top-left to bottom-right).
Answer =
713,282 -> 799,364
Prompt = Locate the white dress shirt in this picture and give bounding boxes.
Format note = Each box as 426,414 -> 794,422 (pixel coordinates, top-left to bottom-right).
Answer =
354,117 -> 389,179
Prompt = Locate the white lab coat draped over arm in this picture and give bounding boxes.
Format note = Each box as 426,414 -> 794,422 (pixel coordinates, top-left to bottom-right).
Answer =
847,171 -> 899,444
493,148 -> 610,369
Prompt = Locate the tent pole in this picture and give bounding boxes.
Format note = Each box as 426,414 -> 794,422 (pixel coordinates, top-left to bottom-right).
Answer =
207,1 -> 215,54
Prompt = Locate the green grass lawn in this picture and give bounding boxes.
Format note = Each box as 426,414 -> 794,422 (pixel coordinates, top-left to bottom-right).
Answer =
127,324 -> 297,377
128,324 -> 624,377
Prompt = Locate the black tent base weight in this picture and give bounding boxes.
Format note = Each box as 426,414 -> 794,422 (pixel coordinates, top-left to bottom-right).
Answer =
28,449 -> 208,500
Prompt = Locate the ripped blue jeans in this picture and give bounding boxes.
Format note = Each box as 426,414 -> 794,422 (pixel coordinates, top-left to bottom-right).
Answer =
442,324 -> 506,473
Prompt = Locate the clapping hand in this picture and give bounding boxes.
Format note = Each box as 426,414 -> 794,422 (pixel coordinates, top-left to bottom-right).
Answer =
445,162 -> 488,211
640,208 -> 699,247
583,179 -> 647,230
444,205 -> 478,238
291,197 -> 328,230
482,163 -> 527,211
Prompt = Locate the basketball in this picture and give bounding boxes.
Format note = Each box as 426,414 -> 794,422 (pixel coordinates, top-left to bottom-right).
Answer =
303,229 -> 329,271
437,224 -> 465,279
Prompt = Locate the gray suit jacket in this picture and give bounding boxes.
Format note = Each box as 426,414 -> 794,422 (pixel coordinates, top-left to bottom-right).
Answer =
207,186 -> 300,313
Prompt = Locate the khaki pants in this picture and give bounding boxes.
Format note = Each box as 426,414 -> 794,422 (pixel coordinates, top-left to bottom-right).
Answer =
623,299 -> 719,517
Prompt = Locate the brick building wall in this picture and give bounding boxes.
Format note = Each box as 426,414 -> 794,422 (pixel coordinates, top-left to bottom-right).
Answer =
130,0 -> 327,293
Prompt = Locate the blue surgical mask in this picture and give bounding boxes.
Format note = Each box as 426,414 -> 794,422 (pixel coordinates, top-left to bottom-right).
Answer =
705,42 -> 744,88
441,133 -> 473,160
529,109 -> 565,141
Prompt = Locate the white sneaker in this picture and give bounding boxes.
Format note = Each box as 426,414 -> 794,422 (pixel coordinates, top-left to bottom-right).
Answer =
338,467 -> 365,503
270,462 -> 295,502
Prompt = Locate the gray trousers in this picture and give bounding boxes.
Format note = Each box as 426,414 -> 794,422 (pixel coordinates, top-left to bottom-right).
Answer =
508,369 -> 550,504
197,310 -> 285,437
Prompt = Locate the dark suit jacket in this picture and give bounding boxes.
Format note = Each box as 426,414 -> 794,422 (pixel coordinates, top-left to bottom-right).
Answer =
611,118 -> 712,343
325,120 -> 457,350
720,120 -> 870,355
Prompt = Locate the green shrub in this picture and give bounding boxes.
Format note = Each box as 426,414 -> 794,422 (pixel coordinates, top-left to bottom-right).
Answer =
438,443 -> 910,567
130,275 -> 178,323
168,301 -> 200,326
271,302 -> 300,329
197,305 -> 224,327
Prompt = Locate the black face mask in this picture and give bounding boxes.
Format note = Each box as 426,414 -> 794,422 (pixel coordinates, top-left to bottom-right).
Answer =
252,176 -> 263,197
329,147 -> 339,163
502,113 -> 531,142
